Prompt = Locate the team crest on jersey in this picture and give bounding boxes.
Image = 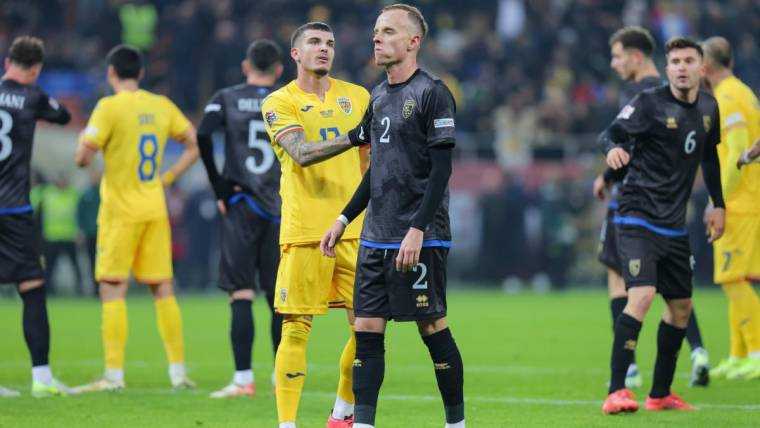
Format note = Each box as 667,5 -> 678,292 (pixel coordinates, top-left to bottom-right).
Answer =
629,259 -> 641,277
402,99 -> 416,119
666,117 -> 678,129
703,115 -> 712,132
337,97 -> 352,115
265,111 -> 277,127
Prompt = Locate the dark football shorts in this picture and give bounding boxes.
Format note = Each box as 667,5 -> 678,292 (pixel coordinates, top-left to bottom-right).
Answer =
0,213 -> 44,284
616,224 -> 693,300
598,208 -> 622,273
354,245 -> 448,321
218,198 -> 279,294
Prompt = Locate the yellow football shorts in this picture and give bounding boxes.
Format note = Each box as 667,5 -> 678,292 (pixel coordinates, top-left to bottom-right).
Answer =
95,216 -> 173,284
274,239 -> 358,315
714,212 -> 760,284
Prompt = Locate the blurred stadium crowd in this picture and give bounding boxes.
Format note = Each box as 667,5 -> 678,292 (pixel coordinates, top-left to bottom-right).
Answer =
1,0 -> 758,293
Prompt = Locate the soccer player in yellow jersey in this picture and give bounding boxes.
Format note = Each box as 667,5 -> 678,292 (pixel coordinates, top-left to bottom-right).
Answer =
261,22 -> 370,428
72,45 -> 199,391
702,37 -> 760,380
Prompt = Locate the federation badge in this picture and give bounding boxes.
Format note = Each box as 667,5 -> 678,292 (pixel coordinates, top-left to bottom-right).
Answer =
666,117 -> 678,129
265,111 -> 277,128
402,99 -> 416,119
337,97 -> 352,115
629,259 -> 641,277
703,115 -> 712,132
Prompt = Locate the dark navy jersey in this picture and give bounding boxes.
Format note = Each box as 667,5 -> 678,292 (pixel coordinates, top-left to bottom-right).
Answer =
608,75 -> 663,202
198,84 -> 281,216
360,69 -> 456,245
601,84 -> 720,231
0,79 -> 70,212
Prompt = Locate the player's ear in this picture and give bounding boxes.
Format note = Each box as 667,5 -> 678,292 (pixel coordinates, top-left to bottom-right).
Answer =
30,63 -> 42,80
274,63 -> 284,79
241,59 -> 251,77
3,57 -> 10,70
291,47 -> 300,64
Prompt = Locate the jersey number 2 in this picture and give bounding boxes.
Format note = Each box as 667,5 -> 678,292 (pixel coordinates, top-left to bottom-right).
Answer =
0,110 -> 13,162
247,119 -> 275,175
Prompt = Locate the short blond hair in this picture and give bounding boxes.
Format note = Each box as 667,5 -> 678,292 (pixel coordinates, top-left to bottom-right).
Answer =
381,3 -> 428,39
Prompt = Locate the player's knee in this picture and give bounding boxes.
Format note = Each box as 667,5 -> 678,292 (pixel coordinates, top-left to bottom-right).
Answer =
17,278 -> 44,294
99,281 -> 128,302
230,289 -> 254,301
281,315 -> 312,343
354,317 -> 386,334
625,287 -> 655,318
417,317 -> 448,337
149,281 -> 174,300
669,299 -> 692,325
18,282 -> 45,302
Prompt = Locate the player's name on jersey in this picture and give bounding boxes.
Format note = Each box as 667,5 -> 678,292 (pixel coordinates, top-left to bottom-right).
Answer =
0,92 -> 26,110
237,98 -> 262,112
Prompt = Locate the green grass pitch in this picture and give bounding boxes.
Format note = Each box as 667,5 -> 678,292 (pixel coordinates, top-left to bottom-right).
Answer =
1,288 -> 758,427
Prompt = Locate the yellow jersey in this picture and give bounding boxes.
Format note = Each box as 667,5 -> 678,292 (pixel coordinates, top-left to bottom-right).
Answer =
262,78 -> 369,245
84,89 -> 190,222
714,76 -> 760,214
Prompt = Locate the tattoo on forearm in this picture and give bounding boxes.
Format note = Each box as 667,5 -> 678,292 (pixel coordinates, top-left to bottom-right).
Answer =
278,130 -> 353,166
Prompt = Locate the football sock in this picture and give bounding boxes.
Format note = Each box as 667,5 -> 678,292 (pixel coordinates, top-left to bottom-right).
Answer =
19,286 -> 49,367
155,296 -> 185,364
650,320 -> 686,398
609,313 -> 642,393
729,282 -> 760,354
333,328 -> 356,419
275,316 -> 311,423
726,289 -> 748,358
267,292 -> 283,356
230,299 -> 253,372
102,299 -> 128,371
234,369 -> 253,385
353,332 -> 385,426
31,365 -> 52,384
610,297 -> 634,365
422,328 -> 465,424
685,308 -> 704,351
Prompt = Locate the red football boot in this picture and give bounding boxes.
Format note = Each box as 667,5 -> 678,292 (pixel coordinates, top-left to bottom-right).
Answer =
645,392 -> 695,411
602,388 -> 639,414
326,414 -> 354,428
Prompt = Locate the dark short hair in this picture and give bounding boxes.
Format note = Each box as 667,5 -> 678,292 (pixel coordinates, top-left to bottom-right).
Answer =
106,44 -> 143,79
381,3 -> 428,39
290,22 -> 333,48
665,37 -> 703,58
247,39 -> 282,73
8,36 -> 45,68
608,26 -> 655,57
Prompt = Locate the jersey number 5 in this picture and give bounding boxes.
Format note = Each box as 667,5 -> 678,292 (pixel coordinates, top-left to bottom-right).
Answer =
138,134 -> 158,181
247,119 -> 275,175
0,110 -> 13,162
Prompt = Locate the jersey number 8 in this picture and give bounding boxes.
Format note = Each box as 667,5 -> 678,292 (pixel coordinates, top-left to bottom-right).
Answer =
247,119 -> 275,175
138,133 -> 158,181
0,110 -> 13,162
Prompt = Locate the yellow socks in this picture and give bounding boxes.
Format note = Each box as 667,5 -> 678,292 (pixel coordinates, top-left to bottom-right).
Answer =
723,281 -> 760,356
275,316 -> 312,423
154,296 -> 185,364
337,329 -> 356,404
102,299 -> 128,371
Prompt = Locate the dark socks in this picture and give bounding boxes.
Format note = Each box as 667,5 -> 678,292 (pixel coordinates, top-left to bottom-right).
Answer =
353,332 -> 385,426
230,299 -> 253,371
422,328 -> 465,424
610,297 -> 635,365
266,292 -> 283,356
19,286 -> 50,367
650,321 -> 687,398
685,309 -> 704,351
609,313 -> 642,393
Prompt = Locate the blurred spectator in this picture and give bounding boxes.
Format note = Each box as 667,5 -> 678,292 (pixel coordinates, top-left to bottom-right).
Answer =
38,175 -> 84,295
77,169 -> 101,296
119,0 -> 158,51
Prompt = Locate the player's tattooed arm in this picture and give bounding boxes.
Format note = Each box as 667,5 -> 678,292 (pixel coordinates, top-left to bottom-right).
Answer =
277,129 -> 354,167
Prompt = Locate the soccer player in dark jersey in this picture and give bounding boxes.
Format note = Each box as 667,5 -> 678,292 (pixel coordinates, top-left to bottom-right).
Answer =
197,39 -> 284,398
595,26 -> 711,389
0,36 -> 71,397
599,37 -> 725,414
320,4 -> 465,427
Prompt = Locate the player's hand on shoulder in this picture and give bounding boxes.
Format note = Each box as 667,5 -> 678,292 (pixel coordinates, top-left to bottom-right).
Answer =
592,174 -> 607,200
320,220 -> 347,258
396,227 -> 424,272
705,206 -> 725,243
737,140 -> 760,169
606,147 -> 630,170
